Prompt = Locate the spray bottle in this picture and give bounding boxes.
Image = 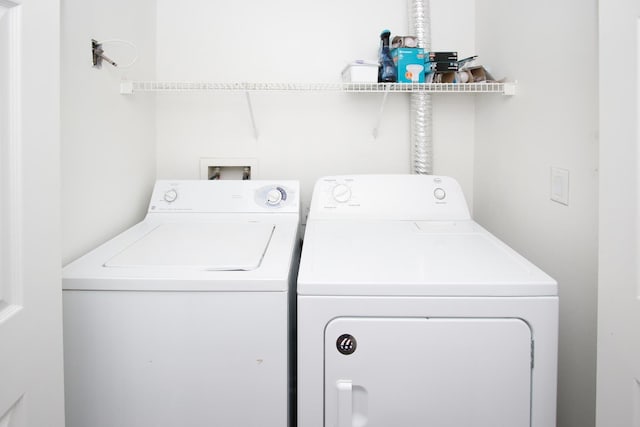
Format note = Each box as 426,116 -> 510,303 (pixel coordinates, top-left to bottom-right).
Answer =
378,29 -> 397,83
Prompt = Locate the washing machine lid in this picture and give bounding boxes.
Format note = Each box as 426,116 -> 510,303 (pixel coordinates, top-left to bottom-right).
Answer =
104,222 -> 274,271
297,220 -> 557,297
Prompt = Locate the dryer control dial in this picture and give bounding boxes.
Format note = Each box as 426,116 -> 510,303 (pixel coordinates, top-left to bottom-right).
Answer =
332,184 -> 352,203
163,189 -> 178,203
266,187 -> 286,206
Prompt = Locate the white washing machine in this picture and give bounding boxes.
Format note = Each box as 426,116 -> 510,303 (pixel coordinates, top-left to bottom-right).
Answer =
297,175 -> 558,427
63,179 -> 300,427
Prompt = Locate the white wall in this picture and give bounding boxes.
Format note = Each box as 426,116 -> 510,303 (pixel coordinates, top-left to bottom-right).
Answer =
61,0 -> 477,259
474,2 -> 599,427
61,0 -> 157,264
155,0 -> 477,220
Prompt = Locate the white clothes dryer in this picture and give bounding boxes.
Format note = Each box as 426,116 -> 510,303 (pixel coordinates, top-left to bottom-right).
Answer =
63,180 -> 300,427
297,175 -> 558,427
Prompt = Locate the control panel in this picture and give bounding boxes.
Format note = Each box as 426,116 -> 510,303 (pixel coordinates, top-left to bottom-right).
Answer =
148,180 -> 299,213
309,175 -> 471,221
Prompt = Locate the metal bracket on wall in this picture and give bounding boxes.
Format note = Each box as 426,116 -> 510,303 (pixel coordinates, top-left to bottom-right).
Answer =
372,86 -> 391,139
92,39 -> 117,68
245,91 -> 259,139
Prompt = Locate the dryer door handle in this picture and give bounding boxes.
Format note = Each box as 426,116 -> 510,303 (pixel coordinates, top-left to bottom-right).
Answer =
336,379 -> 353,427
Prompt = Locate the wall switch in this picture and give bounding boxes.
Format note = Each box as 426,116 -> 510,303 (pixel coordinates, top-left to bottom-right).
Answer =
550,167 -> 569,206
199,158 -> 258,180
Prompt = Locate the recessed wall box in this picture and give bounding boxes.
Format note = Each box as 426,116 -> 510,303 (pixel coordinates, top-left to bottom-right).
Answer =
199,158 -> 258,180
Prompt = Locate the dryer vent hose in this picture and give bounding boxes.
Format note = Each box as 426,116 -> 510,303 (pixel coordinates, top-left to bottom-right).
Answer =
408,0 -> 433,175
410,92 -> 433,175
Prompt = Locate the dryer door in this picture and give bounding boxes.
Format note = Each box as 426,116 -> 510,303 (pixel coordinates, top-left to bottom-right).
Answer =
324,317 -> 532,427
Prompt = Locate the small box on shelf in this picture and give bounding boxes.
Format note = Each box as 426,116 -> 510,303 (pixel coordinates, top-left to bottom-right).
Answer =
391,47 -> 425,83
427,51 -> 458,62
426,61 -> 459,73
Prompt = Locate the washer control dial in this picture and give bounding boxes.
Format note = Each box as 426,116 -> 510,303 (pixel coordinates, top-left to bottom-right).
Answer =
434,188 -> 446,201
266,187 -> 286,206
332,184 -> 352,203
164,189 -> 178,203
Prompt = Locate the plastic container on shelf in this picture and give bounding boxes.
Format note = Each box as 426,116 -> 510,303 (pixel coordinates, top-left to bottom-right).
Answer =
341,60 -> 379,83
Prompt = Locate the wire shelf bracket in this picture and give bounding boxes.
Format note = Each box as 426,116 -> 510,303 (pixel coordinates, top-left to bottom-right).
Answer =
245,91 -> 259,139
372,86 -> 392,139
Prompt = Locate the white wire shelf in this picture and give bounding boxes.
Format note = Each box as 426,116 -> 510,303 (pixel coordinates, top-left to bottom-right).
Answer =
120,80 -> 516,95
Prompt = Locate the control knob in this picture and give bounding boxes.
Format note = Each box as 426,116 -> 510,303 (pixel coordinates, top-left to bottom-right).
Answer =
266,187 -> 285,206
332,184 -> 352,203
164,189 -> 178,203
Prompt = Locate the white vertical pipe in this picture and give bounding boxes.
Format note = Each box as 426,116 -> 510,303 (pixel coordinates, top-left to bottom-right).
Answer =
408,0 -> 433,175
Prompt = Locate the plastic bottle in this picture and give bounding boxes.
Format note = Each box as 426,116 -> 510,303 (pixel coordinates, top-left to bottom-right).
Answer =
378,30 -> 397,83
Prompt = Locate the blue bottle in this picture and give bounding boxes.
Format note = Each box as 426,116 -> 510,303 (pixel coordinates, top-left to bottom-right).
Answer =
378,30 -> 397,83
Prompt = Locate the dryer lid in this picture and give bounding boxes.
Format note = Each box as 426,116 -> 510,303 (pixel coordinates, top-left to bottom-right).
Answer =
104,222 -> 275,270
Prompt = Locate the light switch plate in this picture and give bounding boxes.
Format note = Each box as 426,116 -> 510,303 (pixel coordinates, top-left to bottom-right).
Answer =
550,167 -> 569,206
